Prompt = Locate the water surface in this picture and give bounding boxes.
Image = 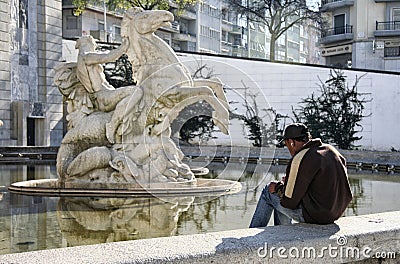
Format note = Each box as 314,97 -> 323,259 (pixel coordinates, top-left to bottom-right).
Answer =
0,163 -> 399,255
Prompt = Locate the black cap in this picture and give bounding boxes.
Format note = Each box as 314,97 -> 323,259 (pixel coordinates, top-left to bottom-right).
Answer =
280,123 -> 310,143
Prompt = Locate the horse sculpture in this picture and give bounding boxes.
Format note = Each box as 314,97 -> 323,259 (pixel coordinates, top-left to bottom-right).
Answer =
121,7 -> 229,135
54,8 -> 230,187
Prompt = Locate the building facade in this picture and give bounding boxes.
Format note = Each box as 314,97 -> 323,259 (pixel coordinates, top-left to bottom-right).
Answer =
319,0 -> 400,71
0,0 -> 63,146
62,0 -> 124,43
61,0 -> 320,64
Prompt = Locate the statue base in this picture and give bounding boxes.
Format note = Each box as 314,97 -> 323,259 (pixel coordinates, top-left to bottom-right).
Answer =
8,178 -> 242,197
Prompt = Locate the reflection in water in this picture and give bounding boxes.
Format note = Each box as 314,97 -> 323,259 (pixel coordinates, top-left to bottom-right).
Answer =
176,166 -> 280,233
0,164 -> 400,254
347,177 -> 365,216
57,196 -> 194,246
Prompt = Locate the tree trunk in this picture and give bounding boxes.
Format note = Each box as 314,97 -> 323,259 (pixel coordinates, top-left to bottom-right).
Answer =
269,34 -> 276,61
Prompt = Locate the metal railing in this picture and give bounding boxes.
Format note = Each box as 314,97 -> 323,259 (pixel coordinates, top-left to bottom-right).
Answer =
376,21 -> 400,31
321,25 -> 353,38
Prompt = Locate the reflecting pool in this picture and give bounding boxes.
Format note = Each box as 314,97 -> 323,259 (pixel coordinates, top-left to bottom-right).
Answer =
0,163 -> 399,255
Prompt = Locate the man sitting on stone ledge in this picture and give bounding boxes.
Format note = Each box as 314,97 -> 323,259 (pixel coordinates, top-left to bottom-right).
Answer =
250,123 -> 353,227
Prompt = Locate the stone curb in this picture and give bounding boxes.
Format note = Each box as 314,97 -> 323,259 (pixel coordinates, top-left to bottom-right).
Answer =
0,211 -> 399,263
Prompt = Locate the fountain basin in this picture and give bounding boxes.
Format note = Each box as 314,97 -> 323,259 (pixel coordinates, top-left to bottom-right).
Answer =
8,178 -> 242,197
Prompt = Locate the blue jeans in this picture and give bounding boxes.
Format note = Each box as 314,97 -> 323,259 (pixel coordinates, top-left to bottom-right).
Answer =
249,183 -> 305,227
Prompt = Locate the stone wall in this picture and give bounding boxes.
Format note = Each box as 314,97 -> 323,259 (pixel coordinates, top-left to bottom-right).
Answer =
0,0 -> 11,146
0,0 -> 63,146
178,53 -> 400,151
0,211 -> 398,263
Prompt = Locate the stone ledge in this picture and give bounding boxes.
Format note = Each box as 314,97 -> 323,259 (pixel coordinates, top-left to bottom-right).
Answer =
2,146 -> 400,172
0,211 -> 399,264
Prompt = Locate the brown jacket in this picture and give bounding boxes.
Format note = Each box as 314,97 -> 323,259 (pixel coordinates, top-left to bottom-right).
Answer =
279,139 -> 352,224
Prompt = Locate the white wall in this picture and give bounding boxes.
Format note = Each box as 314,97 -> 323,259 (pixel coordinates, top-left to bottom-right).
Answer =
178,53 -> 400,151
60,40 -> 400,150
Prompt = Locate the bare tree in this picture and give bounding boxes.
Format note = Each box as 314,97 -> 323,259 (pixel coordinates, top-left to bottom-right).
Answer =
228,0 -> 320,61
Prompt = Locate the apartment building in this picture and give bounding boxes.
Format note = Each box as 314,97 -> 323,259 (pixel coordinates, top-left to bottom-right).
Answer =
319,0 -> 400,71
221,3 -> 321,63
62,0 -> 124,43
221,2 -> 246,56
61,0 -> 319,63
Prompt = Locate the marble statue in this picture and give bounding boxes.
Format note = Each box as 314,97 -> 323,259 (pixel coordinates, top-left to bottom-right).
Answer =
54,7 -> 230,188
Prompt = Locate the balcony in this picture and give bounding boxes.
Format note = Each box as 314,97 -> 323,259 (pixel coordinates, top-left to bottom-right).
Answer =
374,21 -> 400,37
222,20 -> 233,32
222,21 -> 243,36
179,9 -> 197,20
87,3 -> 124,17
63,29 -> 82,39
160,21 -> 180,33
232,45 -> 246,57
319,25 -> 353,44
320,0 -> 354,12
111,34 -> 122,43
231,25 -> 243,35
221,42 -> 233,54
90,30 -> 107,42
173,31 -> 197,42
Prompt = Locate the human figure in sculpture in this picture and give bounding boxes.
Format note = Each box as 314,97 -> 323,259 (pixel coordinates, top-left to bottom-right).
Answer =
75,35 -> 143,143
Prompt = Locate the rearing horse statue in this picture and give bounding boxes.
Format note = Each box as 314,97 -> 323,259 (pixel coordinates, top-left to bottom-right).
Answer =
121,7 -> 230,136
55,8 -> 231,186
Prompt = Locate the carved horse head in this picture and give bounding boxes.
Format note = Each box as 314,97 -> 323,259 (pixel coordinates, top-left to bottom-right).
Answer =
122,7 -> 174,36
121,7 -> 190,86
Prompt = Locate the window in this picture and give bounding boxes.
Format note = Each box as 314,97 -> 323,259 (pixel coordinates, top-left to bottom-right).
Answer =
188,41 -> 196,52
200,3 -> 205,13
66,15 -> 78,29
384,46 -> 400,57
278,36 -> 286,46
222,9 -> 228,21
392,8 -> 400,30
288,41 -> 299,50
180,20 -> 188,34
200,3 -> 220,17
98,21 -> 105,31
393,8 -> 400,21
114,25 -> 121,35
334,14 -> 345,34
384,40 -> 400,57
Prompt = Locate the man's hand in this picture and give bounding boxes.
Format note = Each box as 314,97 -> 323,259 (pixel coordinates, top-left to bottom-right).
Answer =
268,182 -> 278,193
